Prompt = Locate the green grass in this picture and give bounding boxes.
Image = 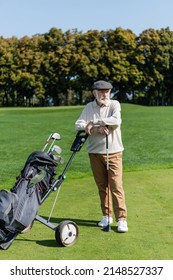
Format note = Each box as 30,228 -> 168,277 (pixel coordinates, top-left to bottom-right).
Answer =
122,104 -> 173,171
0,104 -> 173,260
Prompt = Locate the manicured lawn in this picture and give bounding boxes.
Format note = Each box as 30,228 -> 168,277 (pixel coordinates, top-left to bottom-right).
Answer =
0,104 -> 173,259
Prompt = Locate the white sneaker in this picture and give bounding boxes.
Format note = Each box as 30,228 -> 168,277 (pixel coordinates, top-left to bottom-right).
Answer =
117,220 -> 128,233
98,216 -> 113,227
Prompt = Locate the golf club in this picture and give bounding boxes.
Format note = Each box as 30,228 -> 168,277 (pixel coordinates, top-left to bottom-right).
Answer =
103,132 -> 111,232
53,155 -> 64,164
47,133 -> 61,153
42,133 -> 60,152
51,145 -> 62,154
51,132 -> 61,140
42,133 -> 54,151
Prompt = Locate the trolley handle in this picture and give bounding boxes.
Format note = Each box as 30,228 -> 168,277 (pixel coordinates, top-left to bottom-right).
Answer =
70,131 -> 88,152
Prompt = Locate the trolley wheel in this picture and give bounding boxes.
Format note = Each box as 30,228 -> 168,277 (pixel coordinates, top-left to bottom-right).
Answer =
55,220 -> 79,247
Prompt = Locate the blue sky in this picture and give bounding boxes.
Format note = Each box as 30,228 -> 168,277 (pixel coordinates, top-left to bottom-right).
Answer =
0,0 -> 173,38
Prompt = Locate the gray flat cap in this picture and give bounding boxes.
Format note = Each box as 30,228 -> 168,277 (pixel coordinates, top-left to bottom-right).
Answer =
91,80 -> 113,90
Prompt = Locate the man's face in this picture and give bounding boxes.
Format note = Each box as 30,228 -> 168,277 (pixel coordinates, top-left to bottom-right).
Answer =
94,89 -> 110,105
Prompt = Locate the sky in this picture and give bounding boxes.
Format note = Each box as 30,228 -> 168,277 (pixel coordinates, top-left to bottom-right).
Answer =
0,0 -> 173,38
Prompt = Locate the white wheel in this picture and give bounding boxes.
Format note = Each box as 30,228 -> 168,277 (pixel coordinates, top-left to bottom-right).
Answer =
55,220 -> 79,247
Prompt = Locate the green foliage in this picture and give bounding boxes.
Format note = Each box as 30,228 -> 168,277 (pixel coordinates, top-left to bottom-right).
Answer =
0,105 -> 173,259
1,27 -> 173,106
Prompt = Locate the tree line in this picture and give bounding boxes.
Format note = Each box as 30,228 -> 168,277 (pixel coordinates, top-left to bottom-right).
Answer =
1,26 -> 173,106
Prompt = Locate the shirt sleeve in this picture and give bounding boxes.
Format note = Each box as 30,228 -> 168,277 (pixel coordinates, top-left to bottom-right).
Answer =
75,106 -> 88,131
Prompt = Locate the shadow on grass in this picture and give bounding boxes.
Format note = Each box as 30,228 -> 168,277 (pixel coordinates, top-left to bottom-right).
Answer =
16,217 -> 118,249
17,236 -> 59,248
38,215 -> 99,228
15,216 -> 100,249
45,216 -> 118,232
36,239 -> 60,247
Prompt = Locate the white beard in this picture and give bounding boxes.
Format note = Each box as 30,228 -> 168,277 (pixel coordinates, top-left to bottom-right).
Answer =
96,93 -> 110,106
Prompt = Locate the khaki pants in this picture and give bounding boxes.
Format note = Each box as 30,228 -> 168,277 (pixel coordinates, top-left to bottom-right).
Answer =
89,152 -> 127,221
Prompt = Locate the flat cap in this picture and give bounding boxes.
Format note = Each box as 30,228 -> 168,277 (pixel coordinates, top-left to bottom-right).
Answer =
91,80 -> 113,90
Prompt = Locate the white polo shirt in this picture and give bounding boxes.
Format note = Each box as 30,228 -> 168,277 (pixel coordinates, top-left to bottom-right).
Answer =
75,100 -> 124,154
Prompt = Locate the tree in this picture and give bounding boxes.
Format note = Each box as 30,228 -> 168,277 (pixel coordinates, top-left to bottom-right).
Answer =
1,27 -> 173,107
136,28 -> 171,105
103,27 -> 143,102
73,29 -> 111,104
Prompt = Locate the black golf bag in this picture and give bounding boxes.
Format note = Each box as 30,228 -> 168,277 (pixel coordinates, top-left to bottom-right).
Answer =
0,131 -> 88,250
0,151 -> 57,242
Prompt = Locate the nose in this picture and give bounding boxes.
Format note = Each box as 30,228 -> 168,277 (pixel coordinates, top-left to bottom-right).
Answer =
103,91 -> 109,97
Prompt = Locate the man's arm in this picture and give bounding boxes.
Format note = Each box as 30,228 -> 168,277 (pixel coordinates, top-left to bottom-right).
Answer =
93,101 -> 122,128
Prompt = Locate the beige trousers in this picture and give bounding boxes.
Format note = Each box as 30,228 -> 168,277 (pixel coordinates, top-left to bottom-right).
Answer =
89,152 -> 127,221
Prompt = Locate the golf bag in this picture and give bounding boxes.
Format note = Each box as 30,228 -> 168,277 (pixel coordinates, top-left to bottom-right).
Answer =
0,151 -> 57,240
0,130 -> 88,250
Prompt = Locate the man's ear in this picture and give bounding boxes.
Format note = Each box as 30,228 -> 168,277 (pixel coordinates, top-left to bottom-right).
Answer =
93,90 -> 96,98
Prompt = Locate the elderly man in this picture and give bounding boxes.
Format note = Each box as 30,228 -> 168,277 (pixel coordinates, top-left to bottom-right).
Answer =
75,80 -> 128,233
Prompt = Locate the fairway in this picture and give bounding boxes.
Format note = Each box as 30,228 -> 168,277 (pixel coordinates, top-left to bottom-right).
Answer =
0,104 -> 173,260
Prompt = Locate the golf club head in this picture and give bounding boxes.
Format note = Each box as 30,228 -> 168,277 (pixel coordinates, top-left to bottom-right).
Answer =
53,155 -> 64,164
51,145 -> 62,154
51,132 -> 61,140
42,133 -> 60,151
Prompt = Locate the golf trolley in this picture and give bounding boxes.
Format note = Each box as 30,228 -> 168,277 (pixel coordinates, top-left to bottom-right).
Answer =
0,131 -> 88,250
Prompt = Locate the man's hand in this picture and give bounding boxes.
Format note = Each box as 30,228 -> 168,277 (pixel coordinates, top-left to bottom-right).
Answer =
85,121 -> 93,135
97,126 -> 109,135
85,122 -> 109,136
